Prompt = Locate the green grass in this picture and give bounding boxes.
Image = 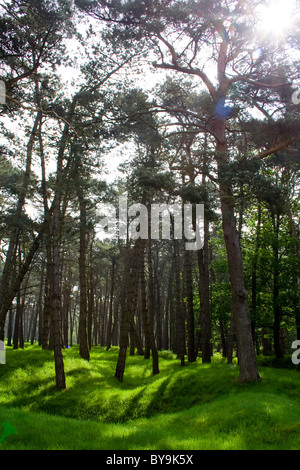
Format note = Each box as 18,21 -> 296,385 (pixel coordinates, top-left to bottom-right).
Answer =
0,345 -> 300,450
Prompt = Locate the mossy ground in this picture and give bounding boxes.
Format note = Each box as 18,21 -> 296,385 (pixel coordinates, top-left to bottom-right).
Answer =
0,345 -> 300,450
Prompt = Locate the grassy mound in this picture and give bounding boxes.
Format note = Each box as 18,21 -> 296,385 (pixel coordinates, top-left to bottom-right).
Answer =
0,345 -> 300,450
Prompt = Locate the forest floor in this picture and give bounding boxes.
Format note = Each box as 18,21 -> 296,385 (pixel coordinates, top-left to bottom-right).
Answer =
0,345 -> 300,450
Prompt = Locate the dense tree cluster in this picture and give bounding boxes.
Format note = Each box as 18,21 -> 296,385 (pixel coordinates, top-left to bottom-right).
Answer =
0,0 -> 299,388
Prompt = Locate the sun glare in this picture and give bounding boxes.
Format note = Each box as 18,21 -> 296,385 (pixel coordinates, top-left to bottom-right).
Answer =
256,0 -> 297,37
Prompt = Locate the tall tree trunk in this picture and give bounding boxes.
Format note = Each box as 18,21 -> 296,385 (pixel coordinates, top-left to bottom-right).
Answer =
184,250 -> 196,362
13,289 -> 21,350
286,204 -> 300,340
51,210 -> 66,389
42,254 -> 52,349
140,241 -> 151,359
147,229 -> 159,376
219,318 -> 227,357
251,204 -> 261,354
106,257 -> 115,350
115,244 -> 139,382
163,266 -> 173,350
272,212 -> 283,358
49,98 -> 77,390
173,239 -> 185,366
0,110 -> 41,340
154,252 -> 163,351
7,309 -> 13,347
77,186 -> 90,361
197,145 -> 211,363
216,119 -> 260,382
197,221 -> 211,363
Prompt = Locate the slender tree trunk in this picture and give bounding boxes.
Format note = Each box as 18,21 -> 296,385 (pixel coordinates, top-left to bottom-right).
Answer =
49,98 -> 77,390
42,254 -> 52,349
0,110 -> 41,340
115,243 -> 140,382
272,212 -> 283,358
77,186 -> 90,361
197,227 -> 211,363
251,204 -> 261,354
284,203 -> 300,340
7,309 -> 13,347
219,318 -> 227,357
197,147 -> 212,363
140,241 -> 151,359
154,252 -> 163,351
147,230 -> 159,376
30,304 -> 39,345
13,289 -> 21,350
173,239 -> 185,366
106,257 -> 115,350
163,266 -> 173,350
184,250 -> 196,362
51,217 -> 66,389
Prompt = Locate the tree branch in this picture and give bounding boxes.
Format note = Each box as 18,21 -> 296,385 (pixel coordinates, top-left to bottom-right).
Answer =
256,137 -> 296,159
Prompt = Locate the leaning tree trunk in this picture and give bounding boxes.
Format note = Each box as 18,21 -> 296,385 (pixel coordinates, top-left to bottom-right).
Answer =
49,98 -> 77,390
219,176 -> 260,382
215,118 -> 260,383
0,110 -> 41,340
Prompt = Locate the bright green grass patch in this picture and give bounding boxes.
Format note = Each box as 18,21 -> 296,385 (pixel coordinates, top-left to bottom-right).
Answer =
0,345 -> 300,450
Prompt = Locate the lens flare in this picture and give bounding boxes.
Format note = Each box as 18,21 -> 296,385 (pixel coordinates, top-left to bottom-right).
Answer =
256,0 -> 296,37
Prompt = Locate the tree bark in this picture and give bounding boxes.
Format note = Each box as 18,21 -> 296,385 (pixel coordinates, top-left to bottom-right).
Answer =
173,239 -> 185,366
115,243 -> 140,382
0,110 -> 41,340
272,212 -> 283,359
215,117 -> 259,382
146,230 -> 159,376
251,204 -> 261,355
197,228 -> 211,363
49,98 -> 77,389
184,249 -> 196,362
77,186 -> 90,361
106,257 -> 115,350
219,173 -> 260,381
140,241 -> 151,359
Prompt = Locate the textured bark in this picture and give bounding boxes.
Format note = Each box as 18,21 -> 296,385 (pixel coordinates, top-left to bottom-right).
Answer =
49,98 -> 77,389
77,188 -> 90,361
115,243 -> 140,382
197,229 -> 211,363
146,233 -> 159,376
184,250 -> 196,362
272,212 -> 283,359
173,239 -> 185,366
106,258 -> 115,351
251,204 -> 261,354
140,242 -> 151,359
219,178 -> 259,381
0,111 -> 41,340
